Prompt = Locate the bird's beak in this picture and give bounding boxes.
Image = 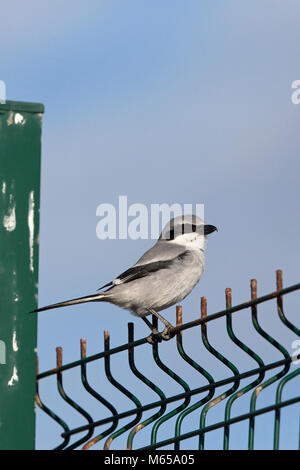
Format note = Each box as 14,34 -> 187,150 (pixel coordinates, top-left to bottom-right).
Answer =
204,224 -> 218,235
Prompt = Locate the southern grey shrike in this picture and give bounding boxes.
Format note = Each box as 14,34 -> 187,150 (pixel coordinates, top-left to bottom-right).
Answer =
31,215 -> 217,343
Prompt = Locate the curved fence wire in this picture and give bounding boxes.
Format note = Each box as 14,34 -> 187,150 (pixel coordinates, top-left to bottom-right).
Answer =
36,270 -> 300,450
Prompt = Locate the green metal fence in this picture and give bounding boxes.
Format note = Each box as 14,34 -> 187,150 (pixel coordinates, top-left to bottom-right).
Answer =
36,270 -> 300,450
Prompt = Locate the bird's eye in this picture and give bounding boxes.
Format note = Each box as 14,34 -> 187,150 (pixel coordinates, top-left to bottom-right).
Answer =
182,223 -> 189,234
181,223 -> 197,234
168,229 -> 175,240
166,223 -> 198,239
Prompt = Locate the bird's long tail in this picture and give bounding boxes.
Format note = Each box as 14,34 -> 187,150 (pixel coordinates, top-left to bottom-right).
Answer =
30,293 -> 106,313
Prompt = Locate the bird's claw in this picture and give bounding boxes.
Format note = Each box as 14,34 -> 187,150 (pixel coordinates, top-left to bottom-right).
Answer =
146,325 -> 176,344
147,329 -> 162,344
161,325 -> 176,341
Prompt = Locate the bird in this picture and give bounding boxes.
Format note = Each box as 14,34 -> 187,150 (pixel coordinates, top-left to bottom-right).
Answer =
30,215 -> 217,343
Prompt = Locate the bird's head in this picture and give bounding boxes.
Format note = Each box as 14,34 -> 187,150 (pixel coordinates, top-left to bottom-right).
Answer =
159,214 -> 218,250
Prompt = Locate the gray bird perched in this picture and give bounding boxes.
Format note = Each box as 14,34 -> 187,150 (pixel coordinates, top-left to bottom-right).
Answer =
30,215 -> 217,343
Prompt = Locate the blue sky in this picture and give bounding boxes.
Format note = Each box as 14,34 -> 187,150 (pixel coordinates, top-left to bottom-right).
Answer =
2,0 -> 300,449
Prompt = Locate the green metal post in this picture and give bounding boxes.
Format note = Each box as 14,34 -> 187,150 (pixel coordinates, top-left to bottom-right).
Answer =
0,100 -> 44,449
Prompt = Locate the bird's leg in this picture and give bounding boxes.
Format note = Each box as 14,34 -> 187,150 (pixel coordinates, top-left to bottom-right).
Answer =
142,316 -> 162,344
147,309 -> 176,341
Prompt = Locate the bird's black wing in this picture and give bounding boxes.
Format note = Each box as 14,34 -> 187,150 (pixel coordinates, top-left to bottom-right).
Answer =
97,253 -> 187,291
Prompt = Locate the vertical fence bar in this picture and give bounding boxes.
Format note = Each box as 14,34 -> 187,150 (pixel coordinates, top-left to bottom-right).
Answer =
199,297 -> 240,450
0,100 -> 44,449
103,330 -> 142,450
174,306 -> 215,450
150,316 -> 190,447
248,278 -> 290,449
223,288 -> 265,449
35,355 -> 70,450
80,339 -> 119,450
126,322 -> 167,450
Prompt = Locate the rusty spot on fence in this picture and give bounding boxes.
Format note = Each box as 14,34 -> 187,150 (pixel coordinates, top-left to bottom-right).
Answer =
176,305 -> 183,329
208,393 -> 227,408
104,436 -> 113,450
80,338 -> 87,358
56,347 -> 63,368
276,270 -> 283,291
251,279 -> 257,300
127,423 -> 145,448
82,437 -> 99,450
35,393 -> 42,407
134,423 -> 144,434
201,297 -> 207,320
225,288 -> 232,309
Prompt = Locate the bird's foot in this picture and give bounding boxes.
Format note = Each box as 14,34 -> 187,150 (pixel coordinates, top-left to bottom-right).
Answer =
161,324 -> 177,341
146,329 -> 162,344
